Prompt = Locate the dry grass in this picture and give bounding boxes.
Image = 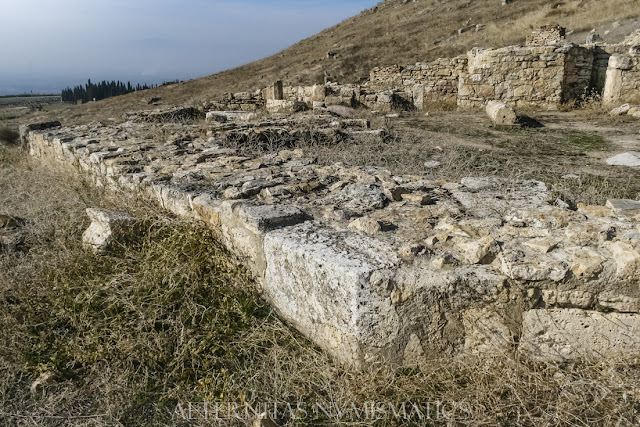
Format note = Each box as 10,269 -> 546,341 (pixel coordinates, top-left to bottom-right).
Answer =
1,128 -> 640,425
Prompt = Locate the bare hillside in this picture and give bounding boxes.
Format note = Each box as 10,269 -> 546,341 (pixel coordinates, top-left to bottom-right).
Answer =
44,0 -> 639,123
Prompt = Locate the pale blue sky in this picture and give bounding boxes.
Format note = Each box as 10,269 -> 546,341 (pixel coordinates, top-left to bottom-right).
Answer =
0,0 -> 378,95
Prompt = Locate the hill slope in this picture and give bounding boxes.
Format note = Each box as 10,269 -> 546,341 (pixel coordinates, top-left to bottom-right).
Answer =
59,0 -> 639,121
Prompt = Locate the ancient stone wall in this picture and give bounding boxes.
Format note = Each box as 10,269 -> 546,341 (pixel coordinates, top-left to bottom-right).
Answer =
368,57 -> 467,108
207,91 -> 264,112
526,25 -> 566,46
458,45 -> 570,109
253,28 -> 640,112
563,46 -> 595,101
603,51 -> 640,105
368,65 -> 404,91
23,120 -> 640,367
282,84 -> 326,106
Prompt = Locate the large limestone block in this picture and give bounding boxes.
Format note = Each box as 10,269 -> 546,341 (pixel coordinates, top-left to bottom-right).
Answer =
520,309 -> 640,361
609,54 -> 634,70
263,222 -> 401,367
486,100 -> 517,125
19,121 -> 61,146
265,99 -> 308,114
192,197 -> 309,276
206,111 -> 257,122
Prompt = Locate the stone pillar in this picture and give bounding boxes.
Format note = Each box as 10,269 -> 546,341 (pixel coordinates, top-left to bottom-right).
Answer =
412,84 -> 425,111
603,55 -> 633,105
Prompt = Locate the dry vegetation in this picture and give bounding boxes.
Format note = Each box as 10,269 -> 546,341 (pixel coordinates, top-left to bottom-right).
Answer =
1,143 -> 640,426
30,0 -> 639,127
2,0 -> 640,425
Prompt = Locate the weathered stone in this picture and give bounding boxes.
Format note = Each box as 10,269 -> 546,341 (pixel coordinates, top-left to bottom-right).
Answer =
522,237 -> 559,253
607,241 -> 640,280
609,54 -> 634,70
19,121 -> 61,145
206,111 -> 257,122
520,309 -> 640,361
455,236 -> 498,264
266,100 -> 307,114
400,193 -> 432,205
486,100 -> 517,125
326,105 -> 355,118
576,203 -> 612,218
463,307 -> 516,355
606,152 -> 640,167
606,198 -> 640,215
82,208 -> 140,253
348,217 -> 382,235
263,223 -> 400,366
610,104 -> 631,116
499,250 -> 568,282
568,247 -> 604,279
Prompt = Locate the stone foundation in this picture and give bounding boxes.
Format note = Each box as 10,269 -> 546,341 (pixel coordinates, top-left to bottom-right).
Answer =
24,121 -> 640,367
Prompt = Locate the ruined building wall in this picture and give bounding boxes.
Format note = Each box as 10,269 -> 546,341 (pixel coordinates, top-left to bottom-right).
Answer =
256,27 -> 640,113
603,51 -> 640,105
282,84 -> 326,106
368,57 -> 467,106
526,25 -> 566,46
457,45 -> 571,109
207,91 -> 264,112
563,46 -> 595,101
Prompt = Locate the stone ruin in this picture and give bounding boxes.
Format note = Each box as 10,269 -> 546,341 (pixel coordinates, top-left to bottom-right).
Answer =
17,26 -> 640,368
526,25 -> 566,46
21,111 -> 640,367
204,27 -> 640,115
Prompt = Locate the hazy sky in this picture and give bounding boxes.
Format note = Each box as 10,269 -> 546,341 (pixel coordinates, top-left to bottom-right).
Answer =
0,0 -> 378,95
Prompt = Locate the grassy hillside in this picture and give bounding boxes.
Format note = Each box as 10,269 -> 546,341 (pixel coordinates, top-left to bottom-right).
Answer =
30,0 -> 639,125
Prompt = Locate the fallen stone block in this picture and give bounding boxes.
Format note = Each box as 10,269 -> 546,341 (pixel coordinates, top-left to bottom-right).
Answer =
326,105 -> 355,118
486,100 -> 517,125
82,208 -> 141,253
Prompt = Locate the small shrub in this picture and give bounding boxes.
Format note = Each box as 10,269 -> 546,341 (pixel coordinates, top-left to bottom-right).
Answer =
0,127 -> 19,145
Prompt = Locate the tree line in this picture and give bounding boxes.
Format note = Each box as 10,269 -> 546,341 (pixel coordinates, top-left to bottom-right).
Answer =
61,79 -> 156,103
